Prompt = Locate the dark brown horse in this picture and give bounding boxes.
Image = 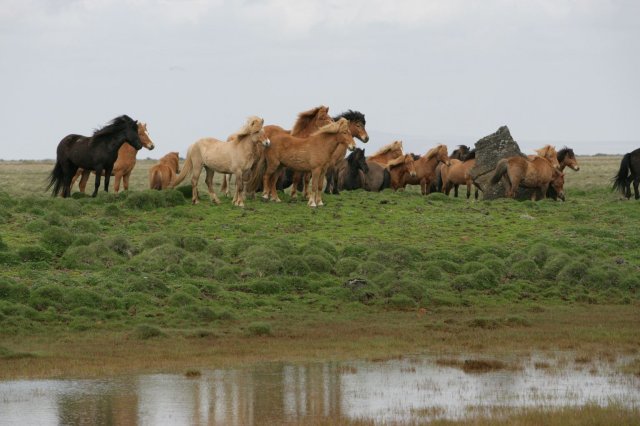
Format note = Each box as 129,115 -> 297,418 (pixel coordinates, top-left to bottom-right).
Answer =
47,115 -> 143,198
491,156 -> 565,201
612,148 -> 640,199
333,148 -> 369,191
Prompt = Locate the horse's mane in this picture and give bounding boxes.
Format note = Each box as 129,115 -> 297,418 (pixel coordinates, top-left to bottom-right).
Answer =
425,144 -> 446,159
386,154 -> 410,168
463,148 -> 476,161
371,140 -> 403,157
92,115 -> 136,140
311,118 -> 345,136
535,144 -> 557,158
234,116 -> 264,138
411,153 -> 421,160
333,110 -> 365,125
292,106 -> 329,135
557,146 -> 574,161
347,148 -> 365,162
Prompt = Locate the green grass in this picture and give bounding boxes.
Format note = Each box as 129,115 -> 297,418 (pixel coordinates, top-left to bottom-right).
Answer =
0,156 -> 639,378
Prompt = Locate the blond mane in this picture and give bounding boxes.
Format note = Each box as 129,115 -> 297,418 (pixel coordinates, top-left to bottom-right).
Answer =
227,116 -> 264,142
386,153 -> 410,168
310,118 -> 347,136
291,106 -> 330,135
425,144 -> 446,159
371,140 -> 404,157
535,144 -> 556,158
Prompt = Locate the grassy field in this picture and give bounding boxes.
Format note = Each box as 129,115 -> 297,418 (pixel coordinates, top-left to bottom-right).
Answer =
1,155 -> 639,384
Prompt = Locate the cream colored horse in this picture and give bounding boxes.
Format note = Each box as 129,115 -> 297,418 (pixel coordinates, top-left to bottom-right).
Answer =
171,116 -> 270,207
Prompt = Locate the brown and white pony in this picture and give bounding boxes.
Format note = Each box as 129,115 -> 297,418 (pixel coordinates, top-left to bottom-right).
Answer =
491,155 -> 565,201
399,145 -> 450,194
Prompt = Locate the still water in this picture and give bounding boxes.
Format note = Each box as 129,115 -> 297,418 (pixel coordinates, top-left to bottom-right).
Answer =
1,354 -> 639,425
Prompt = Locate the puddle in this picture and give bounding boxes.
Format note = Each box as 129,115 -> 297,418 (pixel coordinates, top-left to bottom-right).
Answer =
1,354 -> 639,425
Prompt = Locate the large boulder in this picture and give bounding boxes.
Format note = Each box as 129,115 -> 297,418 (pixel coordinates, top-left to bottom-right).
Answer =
469,126 -> 529,200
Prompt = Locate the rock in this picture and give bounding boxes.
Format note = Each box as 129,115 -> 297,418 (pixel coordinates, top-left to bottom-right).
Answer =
469,126 -> 532,200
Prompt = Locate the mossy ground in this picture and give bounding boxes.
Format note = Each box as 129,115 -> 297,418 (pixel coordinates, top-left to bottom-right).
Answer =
0,156 -> 639,379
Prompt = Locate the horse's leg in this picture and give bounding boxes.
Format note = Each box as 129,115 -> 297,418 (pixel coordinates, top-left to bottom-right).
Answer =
633,176 -> 640,200
92,167 -> 103,197
271,171 -> 282,202
204,167 -> 220,204
70,170 -> 81,191
290,171 -> 299,199
221,174 -> 230,197
113,171 -> 123,193
103,167 -> 112,193
454,184 -> 459,198
316,171 -> 326,206
122,172 -> 130,192
62,163 -> 78,198
308,170 -> 319,207
466,181 -> 471,199
190,165 -> 202,205
78,170 -> 91,193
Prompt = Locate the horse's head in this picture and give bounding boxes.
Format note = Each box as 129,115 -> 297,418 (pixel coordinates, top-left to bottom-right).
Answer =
558,147 -> 579,171
240,116 -> 270,147
122,115 -> 144,150
336,118 -> 356,151
349,148 -> 369,173
451,145 -> 470,160
402,154 -> 417,177
536,145 -> 561,170
337,111 -> 369,143
137,122 -> 155,151
436,144 -> 451,166
551,170 -> 565,201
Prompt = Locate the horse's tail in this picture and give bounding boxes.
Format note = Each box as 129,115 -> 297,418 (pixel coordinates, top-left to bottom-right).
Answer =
491,159 -> 509,185
436,167 -> 444,192
245,146 -> 267,194
381,168 -> 391,190
170,149 -> 193,188
46,161 -> 65,197
612,153 -> 631,194
149,167 -> 163,190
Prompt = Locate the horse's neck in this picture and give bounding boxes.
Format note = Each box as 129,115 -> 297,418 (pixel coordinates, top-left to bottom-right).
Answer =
118,143 -> 137,159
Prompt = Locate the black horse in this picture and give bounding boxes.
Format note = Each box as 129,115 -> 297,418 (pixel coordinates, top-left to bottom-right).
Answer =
47,115 -> 143,198
612,148 -> 640,199
324,110 -> 368,194
331,148 -> 369,191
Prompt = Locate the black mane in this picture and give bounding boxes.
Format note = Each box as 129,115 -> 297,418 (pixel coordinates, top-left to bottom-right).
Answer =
557,146 -> 575,162
333,110 -> 365,125
463,148 -> 476,161
93,115 -> 136,140
347,147 -> 365,162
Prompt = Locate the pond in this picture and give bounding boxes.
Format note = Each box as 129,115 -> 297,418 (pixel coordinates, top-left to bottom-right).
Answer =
1,353 -> 639,425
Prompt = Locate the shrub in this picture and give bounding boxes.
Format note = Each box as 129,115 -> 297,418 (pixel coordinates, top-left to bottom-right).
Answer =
451,274 -> 474,292
17,246 -> 52,263
63,287 -> 104,310
126,275 -> 170,297
334,257 -> 360,277
178,236 -> 208,253
241,246 -> 283,277
387,294 -> 417,310
134,324 -> 164,339
0,278 -> 30,303
106,235 -> 135,258
72,218 -> 101,234
341,244 -> 368,260
508,259 -> 540,280
461,261 -> 484,274
128,244 -> 190,274
305,255 -> 332,273
302,245 -> 336,264
557,261 -> 588,285
528,243 -> 554,267
421,264 -> 443,281
281,255 -> 311,276
0,235 -> 7,251
142,234 -> 171,250
542,254 -> 572,280
29,285 -> 64,311
0,252 -> 18,265
168,291 -> 199,307
72,233 -> 96,247
124,190 -> 186,210
357,261 -> 386,277
251,279 -> 285,295
60,242 -> 123,270
40,226 -> 74,256
473,268 -> 500,289
247,322 -> 272,336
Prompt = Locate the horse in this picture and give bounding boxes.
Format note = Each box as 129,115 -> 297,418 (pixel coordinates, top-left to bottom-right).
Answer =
491,155 -> 565,201
368,140 -> 404,166
388,154 -> 419,190
440,149 -> 480,199
450,145 -> 471,161
323,110 -> 369,194
261,118 -> 356,207
612,148 -> 640,199
243,106 -> 333,196
557,147 -> 580,171
47,115 -> 143,198
333,148 -> 369,191
170,116 -> 270,207
527,145 -> 561,170
360,161 -> 391,192
396,145 -> 450,194
149,152 -> 180,190
71,121 -> 156,193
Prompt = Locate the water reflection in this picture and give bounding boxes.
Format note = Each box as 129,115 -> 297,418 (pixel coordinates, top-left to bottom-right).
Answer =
1,355 -> 639,425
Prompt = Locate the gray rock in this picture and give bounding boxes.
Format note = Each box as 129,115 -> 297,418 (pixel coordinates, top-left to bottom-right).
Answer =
469,126 -> 531,200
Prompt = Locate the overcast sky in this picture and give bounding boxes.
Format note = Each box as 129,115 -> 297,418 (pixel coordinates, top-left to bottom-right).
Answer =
1,0 -> 639,160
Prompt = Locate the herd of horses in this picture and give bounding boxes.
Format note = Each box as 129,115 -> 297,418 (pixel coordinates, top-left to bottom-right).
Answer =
46,108 -> 640,206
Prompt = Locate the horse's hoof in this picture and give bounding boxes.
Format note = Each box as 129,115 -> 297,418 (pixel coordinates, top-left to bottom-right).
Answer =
317,200 -> 324,207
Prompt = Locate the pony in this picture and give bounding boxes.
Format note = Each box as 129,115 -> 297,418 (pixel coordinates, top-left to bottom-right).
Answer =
450,145 -> 471,161
323,110 -> 369,194
149,152 -> 180,190
261,118 -> 356,207
170,116 -> 270,207
333,148 -> 369,191
71,121 -> 155,193
491,155 -> 565,201
612,148 -> 640,199
528,145 -> 561,170
388,154 -> 419,190
368,140 -> 404,166
557,147 -> 580,171
243,106 -> 333,196
47,115 -> 143,198
397,145 -> 450,194
440,149 -> 480,199
360,161 -> 391,192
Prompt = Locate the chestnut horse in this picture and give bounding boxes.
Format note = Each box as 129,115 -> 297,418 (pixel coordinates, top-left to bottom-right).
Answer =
491,155 -> 565,201
557,147 -> 580,172
397,145 -> 450,194
149,152 -> 180,190
527,145 -> 561,170
171,116 -> 270,207
368,140 -> 404,166
261,118 -> 356,207
440,149 -> 480,199
388,154 -> 418,190
72,122 -> 155,193
242,106 -> 333,196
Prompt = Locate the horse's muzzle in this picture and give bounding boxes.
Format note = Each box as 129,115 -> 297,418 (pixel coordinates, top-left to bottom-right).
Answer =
263,139 -> 271,147
148,143 -> 155,150
362,136 -> 370,143
558,192 -> 566,201
410,172 -> 417,177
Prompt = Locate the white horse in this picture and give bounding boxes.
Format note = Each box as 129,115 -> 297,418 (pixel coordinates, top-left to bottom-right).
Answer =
171,116 -> 270,207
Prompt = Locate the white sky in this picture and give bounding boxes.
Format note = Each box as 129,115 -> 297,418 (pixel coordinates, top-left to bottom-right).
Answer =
0,0 -> 639,159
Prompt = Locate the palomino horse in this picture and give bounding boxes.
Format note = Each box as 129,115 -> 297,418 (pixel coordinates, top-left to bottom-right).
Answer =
491,155 -> 565,201
242,106 -> 333,196
612,147 -> 640,199
527,145 -> 561,170
171,116 -> 270,207
397,145 -> 450,194
368,140 -> 404,166
334,148 -> 369,191
47,115 -> 143,198
440,149 -> 480,199
388,154 -> 419,190
261,118 -> 356,207
72,122 -> 155,193
149,152 -> 180,190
